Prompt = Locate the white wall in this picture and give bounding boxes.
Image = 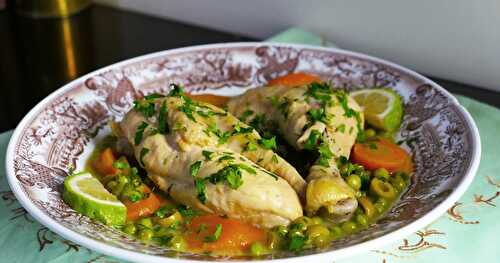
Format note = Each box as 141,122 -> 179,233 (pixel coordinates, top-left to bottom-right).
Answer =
96,0 -> 500,92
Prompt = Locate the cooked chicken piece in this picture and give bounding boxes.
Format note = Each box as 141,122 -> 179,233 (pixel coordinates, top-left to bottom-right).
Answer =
119,88 -> 303,227
227,83 -> 364,221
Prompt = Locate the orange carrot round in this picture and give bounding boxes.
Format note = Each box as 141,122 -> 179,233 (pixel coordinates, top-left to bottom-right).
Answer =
351,139 -> 413,173
93,148 -> 118,176
124,186 -> 161,221
187,214 -> 267,254
268,72 -> 322,87
186,94 -> 230,108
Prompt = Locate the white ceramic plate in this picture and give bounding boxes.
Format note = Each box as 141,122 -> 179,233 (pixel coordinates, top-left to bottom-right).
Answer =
5,43 -> 481,263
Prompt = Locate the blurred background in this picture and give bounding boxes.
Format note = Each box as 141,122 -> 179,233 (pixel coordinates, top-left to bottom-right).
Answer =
0,0 -> 498,132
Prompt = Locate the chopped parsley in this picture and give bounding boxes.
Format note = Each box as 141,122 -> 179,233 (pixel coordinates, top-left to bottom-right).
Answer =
217,155 -> 235,163
239,109 -> 254,122
336,124 -> 346,133
277,98 -> 291,118
303,130 -> 322,150
112,160 -> 130,170
232,122 -> 254,135
204,224 -> 222,242
195,178 -> 207,203
204,123 -> 232,144
177,204 -> 197,218
190,161 -> 202,177
307,107 -> 328,123
168,84 -> 185,97
244,141 -> 258,152
317,144 -> 333,167
258,136 -> 277,150
288,234 -> 307,252
134,121 -> 149,145
202,150 -> 214,161
271,154 -> 279,163
139,147 -> 150,167
158,100 -> 169,134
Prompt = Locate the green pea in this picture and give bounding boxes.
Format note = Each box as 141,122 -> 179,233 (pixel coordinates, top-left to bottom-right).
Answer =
137,217 -> 153,229
365,129 -> 376,138
122,223 -> 137,235
307,225 -> 329,238
311,233 -> 331,248
106,180 -> 118,190
355,213 -> 369,227
390,175 -> 407,192
292,216 -> 313,228
374,168 -> 390,180
273,225 -> 288,237
267,231 -> 282,250
370,178 -> 397,199
250,242 -> 266,256
341,221 -> 357,234
311,216 -> 323,225
353,164 -> 365,175
346,174 -> 362,190
376,197 -> 389,208
329,226 -> 343,239
138,229 -> 154,241
394,171 -> 410,180
374,203 -> 385,214
169,235 -> 187,251
339,165 -> 349,176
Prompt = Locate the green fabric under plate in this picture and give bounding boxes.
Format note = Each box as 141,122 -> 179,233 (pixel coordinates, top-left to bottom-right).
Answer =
1,28 -> 499,262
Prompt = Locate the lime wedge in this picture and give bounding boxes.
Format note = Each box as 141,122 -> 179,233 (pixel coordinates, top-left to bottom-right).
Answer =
63,172 -> 126,226
350,88 -> 403,132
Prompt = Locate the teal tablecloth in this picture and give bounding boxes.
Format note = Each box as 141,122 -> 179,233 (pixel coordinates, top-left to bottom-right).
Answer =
1,28 -> 499,263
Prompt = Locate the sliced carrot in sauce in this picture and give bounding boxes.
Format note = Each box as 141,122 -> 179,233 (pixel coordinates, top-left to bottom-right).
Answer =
268,72 -> 322,87
187,214 -> 267,254
93,147 -> 119,176
186,93 -> 230,108
351,139 -> 413,173
124,186 -> 161,221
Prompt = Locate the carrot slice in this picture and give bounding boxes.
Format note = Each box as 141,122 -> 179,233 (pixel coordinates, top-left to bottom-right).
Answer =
123,186 -> 161,221
186,94 -> 230,108
187,214 -> 267,254
268,72 -> 322,87
93,148 -> 118,176
351,139 -> 413,173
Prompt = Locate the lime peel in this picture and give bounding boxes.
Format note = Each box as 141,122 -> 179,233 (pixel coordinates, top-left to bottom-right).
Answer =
350,88 -> 403,132
63,172 -> 126,226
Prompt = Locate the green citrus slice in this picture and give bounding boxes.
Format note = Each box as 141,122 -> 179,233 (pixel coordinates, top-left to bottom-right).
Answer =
350,88 -> 403,132
63,172 -> 126,226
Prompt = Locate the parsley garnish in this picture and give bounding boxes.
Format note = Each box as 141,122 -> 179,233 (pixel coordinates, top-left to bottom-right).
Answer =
134,121 -> 149,145
288,234 -> 307,252
336,124 -> 346,133
258,136 -> 277,150
303,130 -> 322,150
158,100 -> 169,134
168,84 -> 185,97
139,147 -> 150,167
190,161 -> 202,177
202,150 -> 214,161
244,141 -> 258,151
232,123 -> 254,135
217,155 -> 235,163
317,144 -> 333,167
112,160 -> 129,169
239,109 -> 254,122
177,204 -> 197,218
195,178 -> 207,203
204,224 -> 222,242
